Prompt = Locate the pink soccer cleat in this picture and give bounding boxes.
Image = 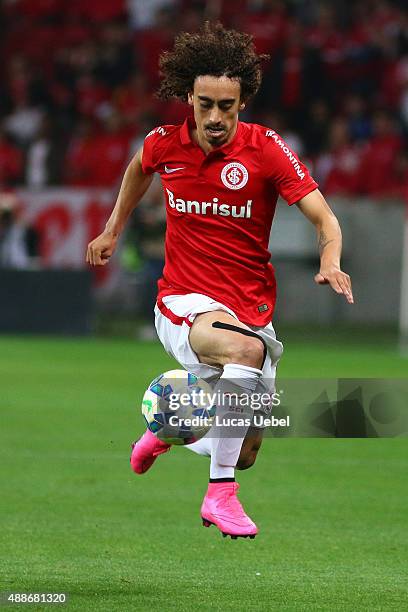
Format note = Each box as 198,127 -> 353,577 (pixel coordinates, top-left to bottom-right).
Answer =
200,482 -> 258,539
130,429 -> 171,474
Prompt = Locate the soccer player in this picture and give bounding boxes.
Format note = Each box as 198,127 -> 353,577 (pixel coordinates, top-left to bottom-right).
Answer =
86,23 -> 353,539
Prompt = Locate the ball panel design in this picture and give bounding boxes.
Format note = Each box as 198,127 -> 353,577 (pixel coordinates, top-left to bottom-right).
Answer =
140,369 -> 215,445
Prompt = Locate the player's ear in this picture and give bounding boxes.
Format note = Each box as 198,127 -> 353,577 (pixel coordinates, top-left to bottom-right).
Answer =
239,100 -> 246,111
187,92 -> 194,106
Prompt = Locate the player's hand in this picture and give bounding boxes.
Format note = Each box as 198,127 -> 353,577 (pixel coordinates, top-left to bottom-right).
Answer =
314,266 -> 354,304
86,231 -> 117,266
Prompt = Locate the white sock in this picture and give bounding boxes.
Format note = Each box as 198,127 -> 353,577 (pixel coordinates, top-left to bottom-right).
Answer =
210,363 -> 262,480
186,433 -> 211,457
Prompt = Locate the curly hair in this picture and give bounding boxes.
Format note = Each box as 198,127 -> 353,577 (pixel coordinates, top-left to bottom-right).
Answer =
156,22 -> 268,102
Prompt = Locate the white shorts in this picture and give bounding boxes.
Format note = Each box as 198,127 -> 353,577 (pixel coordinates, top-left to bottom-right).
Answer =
154,293 -> 283,400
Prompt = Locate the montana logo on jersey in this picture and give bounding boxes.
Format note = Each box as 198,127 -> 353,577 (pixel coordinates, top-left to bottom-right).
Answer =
146,126 -> 167,138
265,129 -> 305,180
166,188 -> 252,218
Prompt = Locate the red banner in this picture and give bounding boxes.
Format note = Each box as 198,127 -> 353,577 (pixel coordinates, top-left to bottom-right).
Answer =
16,188 -> 117,285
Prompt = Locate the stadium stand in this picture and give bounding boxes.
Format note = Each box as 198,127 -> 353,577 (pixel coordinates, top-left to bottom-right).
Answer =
0,0 -> 406,197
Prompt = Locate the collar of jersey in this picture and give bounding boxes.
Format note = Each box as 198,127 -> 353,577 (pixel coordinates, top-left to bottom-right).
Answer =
179,117 -> 255,156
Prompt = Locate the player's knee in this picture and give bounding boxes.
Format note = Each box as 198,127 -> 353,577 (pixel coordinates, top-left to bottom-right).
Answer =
225,336 -> 264,369
237,434 -> 262,470
236,451 -> 257,470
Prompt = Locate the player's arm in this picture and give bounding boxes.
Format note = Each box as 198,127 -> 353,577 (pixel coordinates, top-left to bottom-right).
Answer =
86,146 -> 153,266
296,189 -> 354,304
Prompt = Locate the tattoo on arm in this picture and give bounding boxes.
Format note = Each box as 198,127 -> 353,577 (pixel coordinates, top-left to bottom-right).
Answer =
318,230 -> 335,255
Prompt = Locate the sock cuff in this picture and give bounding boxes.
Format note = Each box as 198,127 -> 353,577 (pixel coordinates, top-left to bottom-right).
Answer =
222,363 -> 263,379
221,363 -> 263,393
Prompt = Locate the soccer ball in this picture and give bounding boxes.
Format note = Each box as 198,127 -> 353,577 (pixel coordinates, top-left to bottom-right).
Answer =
141,369 -> 216,445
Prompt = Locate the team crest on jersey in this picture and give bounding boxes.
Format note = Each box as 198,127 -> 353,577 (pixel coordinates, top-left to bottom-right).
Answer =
221,162 -> 248,190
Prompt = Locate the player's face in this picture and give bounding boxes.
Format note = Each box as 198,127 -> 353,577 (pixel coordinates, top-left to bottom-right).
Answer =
188,76 -> 245,150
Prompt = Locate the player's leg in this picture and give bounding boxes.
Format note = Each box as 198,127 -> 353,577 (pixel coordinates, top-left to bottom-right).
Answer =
189,310 -> 264,476
189,310 -> 266,537
187,319 -> 280,468
234,329 -> 281,470
187,424 -> 263,466
236,427 -> 263,470
189,310 -> 265,369
190,310 -> 265,462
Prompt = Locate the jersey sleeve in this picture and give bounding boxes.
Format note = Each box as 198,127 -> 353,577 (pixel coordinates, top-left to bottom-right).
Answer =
141,131 -> 156,174
141,127 -> 165,174
263,131 -> 318,205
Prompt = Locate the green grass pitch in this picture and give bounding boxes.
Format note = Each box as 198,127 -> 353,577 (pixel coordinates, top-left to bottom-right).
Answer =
1,330 -> 407,611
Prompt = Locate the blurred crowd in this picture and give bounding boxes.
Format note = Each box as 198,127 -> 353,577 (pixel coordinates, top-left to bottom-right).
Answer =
0,0 -> 407,199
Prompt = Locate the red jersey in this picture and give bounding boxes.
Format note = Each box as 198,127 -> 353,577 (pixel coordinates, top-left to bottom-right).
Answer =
142,118 -> 318,326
